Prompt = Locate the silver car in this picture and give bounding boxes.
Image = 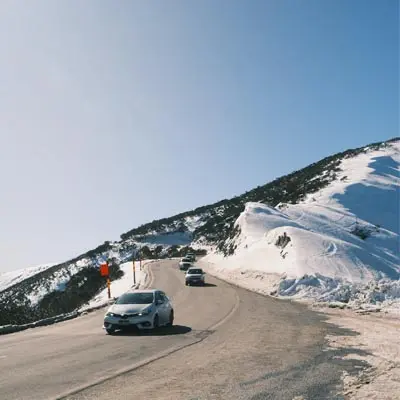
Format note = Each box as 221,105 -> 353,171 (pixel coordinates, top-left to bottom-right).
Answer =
185,267 -> 206,286
103,289 -> 174,334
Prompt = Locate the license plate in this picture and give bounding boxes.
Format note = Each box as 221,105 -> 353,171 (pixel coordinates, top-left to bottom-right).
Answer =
118,320 -> 130,324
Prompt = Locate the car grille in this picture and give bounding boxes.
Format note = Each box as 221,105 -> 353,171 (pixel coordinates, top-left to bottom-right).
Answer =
113,313 -> 139,319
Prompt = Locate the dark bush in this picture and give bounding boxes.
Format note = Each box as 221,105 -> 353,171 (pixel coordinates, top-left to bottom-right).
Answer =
351,225 -> 372,240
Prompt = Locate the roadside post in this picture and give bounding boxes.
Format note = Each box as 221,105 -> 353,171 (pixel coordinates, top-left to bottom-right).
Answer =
132,259 -> 136,284
106,277 -> 111,299
100,262 -> 111,299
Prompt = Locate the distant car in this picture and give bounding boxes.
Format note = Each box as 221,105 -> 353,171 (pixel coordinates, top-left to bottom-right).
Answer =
179,261 -> 192,271
186,253 -> 196,262
103,289 -> 174,334
185,267 -> 206,286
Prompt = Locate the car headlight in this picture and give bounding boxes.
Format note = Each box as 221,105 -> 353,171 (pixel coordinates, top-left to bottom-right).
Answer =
138,306 -> 152,316
106,312 -> 116,317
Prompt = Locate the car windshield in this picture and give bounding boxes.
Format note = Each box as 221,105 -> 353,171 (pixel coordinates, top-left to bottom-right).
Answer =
115,292 -> 154,305
188,269 -> 203,274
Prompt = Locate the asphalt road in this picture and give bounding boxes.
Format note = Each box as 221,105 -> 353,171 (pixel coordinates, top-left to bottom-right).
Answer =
0,260 -> 365,400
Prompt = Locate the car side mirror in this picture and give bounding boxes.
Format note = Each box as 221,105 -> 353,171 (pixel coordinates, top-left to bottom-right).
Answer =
156,300 -> 163,305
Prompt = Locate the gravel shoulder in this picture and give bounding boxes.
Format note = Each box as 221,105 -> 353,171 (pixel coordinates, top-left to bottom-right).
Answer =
321,308 -> 400,400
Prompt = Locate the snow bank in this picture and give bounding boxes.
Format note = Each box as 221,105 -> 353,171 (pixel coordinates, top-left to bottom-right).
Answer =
202,141 -> 400,311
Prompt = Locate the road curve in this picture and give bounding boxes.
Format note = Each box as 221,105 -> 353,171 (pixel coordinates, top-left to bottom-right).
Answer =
0,260 -> 363,400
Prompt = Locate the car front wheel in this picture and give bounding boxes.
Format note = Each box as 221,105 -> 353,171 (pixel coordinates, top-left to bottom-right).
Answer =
167,310 -> 174,327
153,314 -> 159,329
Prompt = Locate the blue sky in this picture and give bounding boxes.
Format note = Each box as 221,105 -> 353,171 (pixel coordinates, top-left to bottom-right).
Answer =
0,0 -> 398,272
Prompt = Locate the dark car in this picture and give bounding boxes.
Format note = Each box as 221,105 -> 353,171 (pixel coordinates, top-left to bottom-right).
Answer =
186,253 -> 196,262
179,261 -> 192,271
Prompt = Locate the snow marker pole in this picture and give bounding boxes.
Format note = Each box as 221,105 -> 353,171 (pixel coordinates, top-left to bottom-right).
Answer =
107,277 -> 111,299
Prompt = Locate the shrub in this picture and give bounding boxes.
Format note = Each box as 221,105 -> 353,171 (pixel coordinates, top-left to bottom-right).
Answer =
351,225 -> 371,240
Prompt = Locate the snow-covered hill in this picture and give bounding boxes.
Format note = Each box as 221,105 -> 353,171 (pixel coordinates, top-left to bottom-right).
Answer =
0,263 -> 57,293
201,140 -> 399,311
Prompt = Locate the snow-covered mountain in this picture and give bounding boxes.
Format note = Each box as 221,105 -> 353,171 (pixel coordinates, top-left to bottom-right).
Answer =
1,137 -> 399,326
201,139 -> 399,310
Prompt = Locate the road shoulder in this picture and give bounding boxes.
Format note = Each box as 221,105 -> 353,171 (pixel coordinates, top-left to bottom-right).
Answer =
321,308 -> 400,400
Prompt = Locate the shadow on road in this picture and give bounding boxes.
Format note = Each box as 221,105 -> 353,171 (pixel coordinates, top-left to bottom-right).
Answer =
186,282 -> 217,287
141,325 -> 192,336
110,325 -> 192,336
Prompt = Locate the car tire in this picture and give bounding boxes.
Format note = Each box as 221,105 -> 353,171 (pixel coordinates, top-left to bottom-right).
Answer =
167,310 -> 174,327
153,314 -> 159,329
105,327 -> 115,335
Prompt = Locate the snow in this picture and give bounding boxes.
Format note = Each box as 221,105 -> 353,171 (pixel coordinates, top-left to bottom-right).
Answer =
201,140 -> 400,312
26,263 -> 82,305
184,214 -> 207,231
0,263 -> 56,293
138,231 -> 193,247
79,260 -> 147,311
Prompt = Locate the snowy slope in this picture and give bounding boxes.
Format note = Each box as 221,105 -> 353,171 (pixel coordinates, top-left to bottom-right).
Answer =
201,140 -> 400,309
136,231 -> 193,247
0,263 -> 56,293
24,259 -> 90,306
120,214 -> 208,252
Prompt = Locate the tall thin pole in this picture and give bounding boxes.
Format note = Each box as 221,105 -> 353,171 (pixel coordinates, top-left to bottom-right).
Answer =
107,277 -> 111,299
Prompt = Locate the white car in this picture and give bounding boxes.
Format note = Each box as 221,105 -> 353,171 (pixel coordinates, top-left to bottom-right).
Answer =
185,267 -> 206,286
103,289 -> 174,334
179,258 -> 193,271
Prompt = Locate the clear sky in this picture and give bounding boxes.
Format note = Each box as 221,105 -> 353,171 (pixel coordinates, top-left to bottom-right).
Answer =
0,0 -> 398,273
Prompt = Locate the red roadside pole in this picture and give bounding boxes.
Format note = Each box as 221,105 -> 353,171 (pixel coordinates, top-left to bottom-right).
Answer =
100,263 -> 111,299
